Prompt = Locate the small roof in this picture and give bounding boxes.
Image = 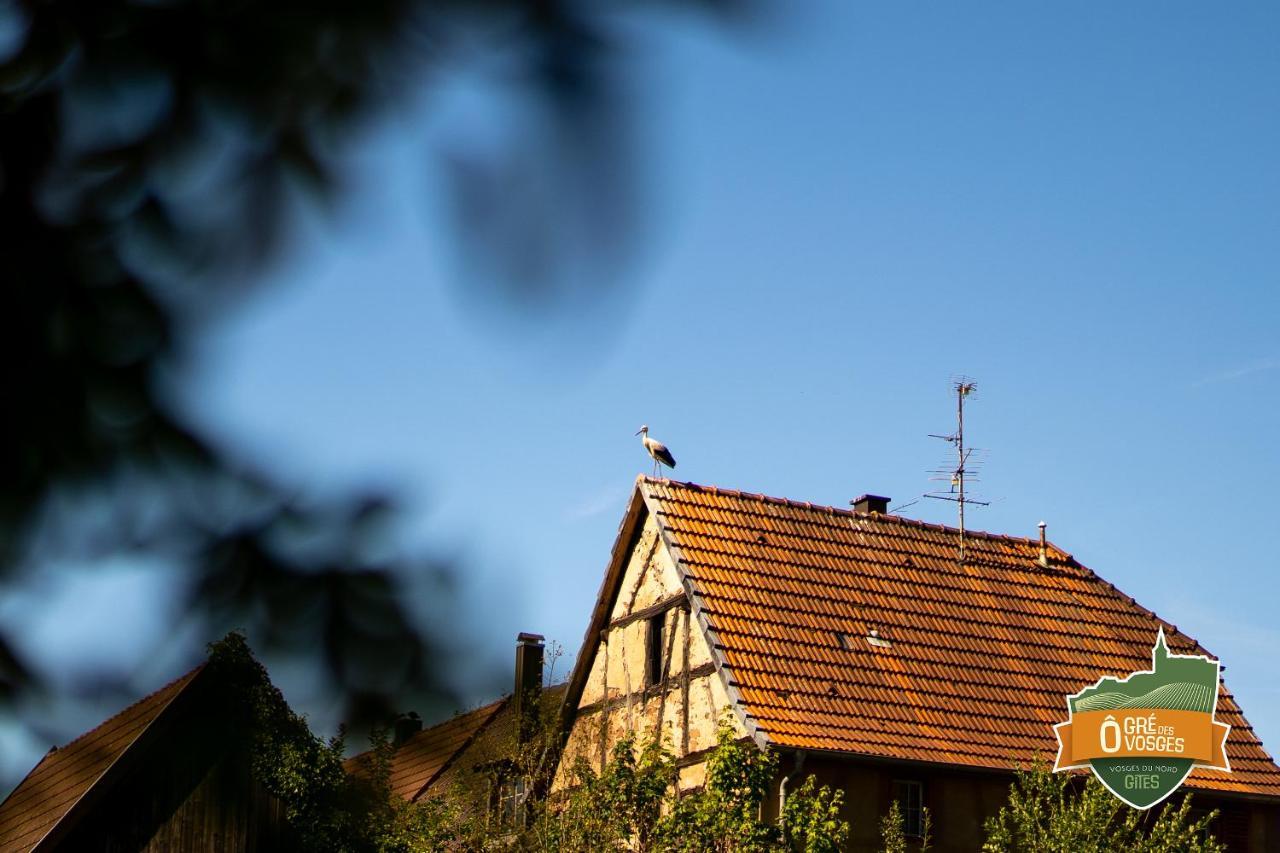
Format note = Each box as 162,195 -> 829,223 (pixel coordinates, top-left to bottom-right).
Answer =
348,698 -> 508,802
0,666 -> 205,852
567,477 -> 1280,800
349,681 -> 571,803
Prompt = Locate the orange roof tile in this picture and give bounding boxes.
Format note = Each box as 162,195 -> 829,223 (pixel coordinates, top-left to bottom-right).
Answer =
0,666 -> 205,852
629,477 -> 1280,799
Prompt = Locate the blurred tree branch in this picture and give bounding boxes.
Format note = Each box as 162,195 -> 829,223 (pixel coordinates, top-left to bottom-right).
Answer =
0,0 -> 757,730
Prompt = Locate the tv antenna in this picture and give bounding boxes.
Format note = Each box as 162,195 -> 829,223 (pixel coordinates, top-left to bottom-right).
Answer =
924,377 -> 989,561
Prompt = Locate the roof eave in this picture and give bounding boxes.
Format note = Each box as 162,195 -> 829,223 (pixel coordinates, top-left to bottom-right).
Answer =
769,743 -> 1280,805
557,478 -> 652,738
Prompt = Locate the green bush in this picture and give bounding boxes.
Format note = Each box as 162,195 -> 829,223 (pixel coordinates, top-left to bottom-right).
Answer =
982,759 -> 1223,853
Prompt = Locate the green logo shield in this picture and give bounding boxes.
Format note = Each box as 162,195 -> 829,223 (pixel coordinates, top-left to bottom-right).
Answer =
1053,630 -> 1231,809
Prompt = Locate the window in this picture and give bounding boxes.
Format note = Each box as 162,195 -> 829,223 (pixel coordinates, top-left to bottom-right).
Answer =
493,775 -> 529,829
645,612 -> 665,687
892,779 -> 925,837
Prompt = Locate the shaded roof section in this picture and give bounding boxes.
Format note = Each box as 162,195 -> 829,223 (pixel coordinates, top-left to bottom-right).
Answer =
0,666 -> 205,852
348,698 -> 508,802
351,682 -> 570,803
631,477 -> 1280,800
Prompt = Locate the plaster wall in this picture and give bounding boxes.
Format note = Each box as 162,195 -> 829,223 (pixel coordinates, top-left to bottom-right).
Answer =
557,512 -> 737,792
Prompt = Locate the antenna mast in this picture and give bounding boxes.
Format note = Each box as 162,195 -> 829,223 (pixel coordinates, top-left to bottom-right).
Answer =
925,378 -> 989,561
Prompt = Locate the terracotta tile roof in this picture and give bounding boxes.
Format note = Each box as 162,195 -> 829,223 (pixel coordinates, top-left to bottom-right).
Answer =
637,477 -> 1280,800
347,698 -> 509,802
0,666 -> 205,852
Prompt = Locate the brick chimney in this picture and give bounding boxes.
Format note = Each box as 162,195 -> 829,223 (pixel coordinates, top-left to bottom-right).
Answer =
514,632 -> 544,744
852,494 -> 890,514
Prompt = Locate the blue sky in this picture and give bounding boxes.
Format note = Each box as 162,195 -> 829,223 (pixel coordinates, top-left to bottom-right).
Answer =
4,1 -> 1279,790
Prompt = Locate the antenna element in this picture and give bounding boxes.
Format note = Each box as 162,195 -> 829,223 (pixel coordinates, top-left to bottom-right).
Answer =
924,377 -> 990,561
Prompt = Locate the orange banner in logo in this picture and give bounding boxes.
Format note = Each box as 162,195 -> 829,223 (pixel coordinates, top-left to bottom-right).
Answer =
1055,709 -> 1230,770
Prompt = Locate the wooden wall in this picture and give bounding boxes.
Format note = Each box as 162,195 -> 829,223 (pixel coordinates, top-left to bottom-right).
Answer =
768,755 -> 1280,853
49,690 -> 294,852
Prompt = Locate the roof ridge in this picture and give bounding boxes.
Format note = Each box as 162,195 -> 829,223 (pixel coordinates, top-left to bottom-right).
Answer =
640,476 -> 1069,555
49,664 -> 205,755
663,515 -> 1082,577
348,695 -> 510,768
441,694 -> 508,722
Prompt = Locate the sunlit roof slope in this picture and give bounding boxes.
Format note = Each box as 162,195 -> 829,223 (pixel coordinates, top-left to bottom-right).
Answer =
635,477 -> 1279,798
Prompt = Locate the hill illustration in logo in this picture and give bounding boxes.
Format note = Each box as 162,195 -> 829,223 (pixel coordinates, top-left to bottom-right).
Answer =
1072,681 -> 1215,713
1069,632 -> 1217,715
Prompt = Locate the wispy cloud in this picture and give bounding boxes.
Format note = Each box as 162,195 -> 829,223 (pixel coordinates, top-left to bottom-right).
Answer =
564,481 -> 631,522
1191,356 -> 1280,388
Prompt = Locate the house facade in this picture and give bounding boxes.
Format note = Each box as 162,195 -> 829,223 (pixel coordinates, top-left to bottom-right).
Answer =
553,493 -> 740,794
555,476 -> 1280,851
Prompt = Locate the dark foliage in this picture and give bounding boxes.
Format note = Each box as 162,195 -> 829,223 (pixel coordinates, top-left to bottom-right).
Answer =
208,631 -> 435,851
0,0 -> 754,736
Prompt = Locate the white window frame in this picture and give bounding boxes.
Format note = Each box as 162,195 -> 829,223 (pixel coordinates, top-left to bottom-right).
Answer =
892,778 -> 925,838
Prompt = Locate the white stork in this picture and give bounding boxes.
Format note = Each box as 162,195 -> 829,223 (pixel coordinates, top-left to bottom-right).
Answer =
635,425 -> 677,477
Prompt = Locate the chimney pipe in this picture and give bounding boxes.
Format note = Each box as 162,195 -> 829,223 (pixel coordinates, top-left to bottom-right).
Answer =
393,711 -> 422,747
514,632 -> 544,744
1037,521 -> 1049,568
852,494 -> 891,515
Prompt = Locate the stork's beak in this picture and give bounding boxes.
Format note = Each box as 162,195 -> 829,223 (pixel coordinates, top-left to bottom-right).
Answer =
634,428 -> 643,435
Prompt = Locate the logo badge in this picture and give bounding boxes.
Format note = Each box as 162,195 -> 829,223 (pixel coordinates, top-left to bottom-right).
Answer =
1053,629 -> 1231,809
